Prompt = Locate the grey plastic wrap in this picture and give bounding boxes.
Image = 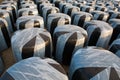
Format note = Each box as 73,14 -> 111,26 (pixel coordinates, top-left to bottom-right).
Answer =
16,16 -> 44,30
95,6 -> 108,12
53,25 -> 87,65
18,8 -> 38,17
0,57 -> 68,80
108,19 -> 120,44
20,1 -> 35,5
107,6 -> 118,12
80,5 -> 94,13
91,11 -> 109,21
0,10 -> 14,33
109,39 -> 120,57
11,28 -> 52,62
20,4 -> 37,9
109,11 -> 120,20
84,20 -> 113,49
86,3 -> 95,6
47,13 -> 71,35
42,6 -> 59,26
0,57 -> 4,75
69,47 -> 120,80
64,5 -> 80,16
71,11 -> 93,27
0,18 -> 10,52
73,2 -> 83,7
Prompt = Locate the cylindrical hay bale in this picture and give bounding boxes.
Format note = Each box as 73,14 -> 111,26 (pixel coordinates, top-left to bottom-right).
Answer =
69,47 -> 120,80
86,3 -> 94,6
84,20 -> 113,48
0,4 -> 17,23
108,11 -> 120,20
20,1 -> 35,5
80,6 -> 94,12
73,2 -> 83,7
20,4 -> 37,9
0,10 -> 14,33
53,25 -> 87,65
42,6 -> 59,26
64,5 -> 80,16
0,18 -> 10,52
16,16 -> 44,30
105,2 -> 113,6
108,19 -> 120,44
18,8 -> 38,17
71,11 -> 93,27
109,39 -> 120,57
11,28 -> 52,62
96,2 -> 105,6
47,13 -> 71,35
95,6 -> 108,12
0,57 -> 68,80
39,3 -> 53,16
107,6 -> 118,12
91,11 -> 109,21
53,0 -> 64,8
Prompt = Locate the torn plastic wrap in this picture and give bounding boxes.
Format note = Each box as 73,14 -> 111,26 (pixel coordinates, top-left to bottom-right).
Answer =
109,39 -> 120,57
95,6 -> 108,12
11,28 -> 52,62
0,10 -> 14,33
16,16 -> 44,30
47,13 -> 71,35
71,11 -> 93,27
0,18 -> 10,52
42,6 -> 59,26
64,5 -> 80,16
109,19 -> 120,44
84,20 -> 113,49
0,57 -> 68,80
69,47 -> 120,80
0,57 -> 4,75
18,8 -> 38,17
53,25 -> 87,65
80,5 -> 94,13
91,11 -> 109,22
20,3 -> 37,9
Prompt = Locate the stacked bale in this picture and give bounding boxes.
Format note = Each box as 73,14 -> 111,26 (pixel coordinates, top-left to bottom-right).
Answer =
0,57 -> 68,80
84,20 -> 113,49
71,11 -> 93,27
0,18 -> 10,52
109,39 -> 120,57
80,5 -> 94,12
53,25 -> 87,65
64,5 -> 80,16
16,16 -> 44,30
11,28 -> 52,62
47,13 -> 71,35
69,47 -> 120,80
91,11 -> 109,21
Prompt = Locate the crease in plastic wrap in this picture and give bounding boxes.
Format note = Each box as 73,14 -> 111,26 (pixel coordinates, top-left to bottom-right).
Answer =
0,18 -> 10,52
53,25 -> 87,65
18,8 -> 38,17
16,16 -> 44,30
84,20 -> 113,49
11,28 -> 52,62
69,47 -> 120,80
0,57 -> 68,80
47,13 -> 71,34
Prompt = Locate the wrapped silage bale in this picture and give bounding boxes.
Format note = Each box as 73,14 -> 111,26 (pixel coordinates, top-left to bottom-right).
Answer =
108,11 -> 120,20
42,6 -> 59,26
80,5 -> 94,12
59,2 -> 72,13
20,3 -> 37,9
109,39 -> 120,57
11,28 -> 52,62
0,57 -> 68,80
69,47 -> 120,80
73,2 -> 83,7
20,1 -> 35,5
53,25 -> 87,65
95,6 -> 108,12
84,20 -> 113,49
16,16 -> 44,30
71,11 -> 93,27
91,11 -> 109,21
0,10 -> 14,33
0,18 -> 10,52
53,0 -> 65,8
39,3 -> 53,16
86,3 -> 94,6
64,5 -> 80,16
108,19 -> 120,44
47,13 -> 71,35
18,8 -> 38,17
0,57 -> 4,75
96,2 -> 105,6
107,6 -> 118,12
